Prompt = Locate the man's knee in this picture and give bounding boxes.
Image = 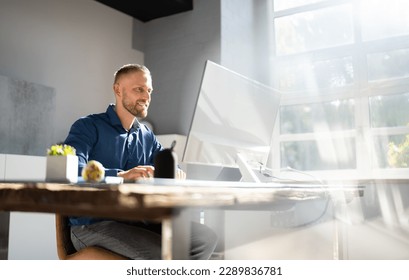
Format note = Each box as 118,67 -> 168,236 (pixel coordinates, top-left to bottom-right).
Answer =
190,223 -> 218,259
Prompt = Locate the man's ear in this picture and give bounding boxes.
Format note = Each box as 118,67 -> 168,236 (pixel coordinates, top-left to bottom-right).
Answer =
113,83 -> 121,96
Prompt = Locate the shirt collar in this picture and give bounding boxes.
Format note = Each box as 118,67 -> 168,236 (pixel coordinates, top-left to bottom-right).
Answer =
106,104 -> 122,127
132,118 -> 141,130
106,104 -> 140,131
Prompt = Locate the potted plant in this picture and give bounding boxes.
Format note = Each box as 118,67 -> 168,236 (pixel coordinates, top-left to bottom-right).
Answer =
46,144 -> 78,183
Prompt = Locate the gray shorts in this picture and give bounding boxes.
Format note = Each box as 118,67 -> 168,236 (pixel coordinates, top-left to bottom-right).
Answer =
71,220 -> 217,260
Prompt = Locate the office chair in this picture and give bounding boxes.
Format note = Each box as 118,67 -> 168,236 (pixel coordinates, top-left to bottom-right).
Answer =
55,214 -> 127,260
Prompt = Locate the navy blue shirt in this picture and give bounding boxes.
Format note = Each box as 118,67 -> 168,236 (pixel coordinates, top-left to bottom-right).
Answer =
64,104 -> 163,225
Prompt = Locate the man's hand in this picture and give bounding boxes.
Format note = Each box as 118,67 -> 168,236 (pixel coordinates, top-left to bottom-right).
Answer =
117,165 -> 154,181
118,165 -> 186,181
176,168 -> 186,180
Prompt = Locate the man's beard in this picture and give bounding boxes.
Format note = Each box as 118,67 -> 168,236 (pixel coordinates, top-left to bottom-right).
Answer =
122,96 -> 149,119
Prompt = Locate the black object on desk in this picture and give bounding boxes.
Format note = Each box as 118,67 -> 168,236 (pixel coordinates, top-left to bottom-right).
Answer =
154,140 -> 177,179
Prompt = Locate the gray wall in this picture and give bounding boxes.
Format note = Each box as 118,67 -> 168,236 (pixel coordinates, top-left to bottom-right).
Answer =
0,0 -> 144,147
138,0 -> 222,135
221,0 -> 273,86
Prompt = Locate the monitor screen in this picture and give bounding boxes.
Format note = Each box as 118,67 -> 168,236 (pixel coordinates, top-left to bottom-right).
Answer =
182,61 -> 281,181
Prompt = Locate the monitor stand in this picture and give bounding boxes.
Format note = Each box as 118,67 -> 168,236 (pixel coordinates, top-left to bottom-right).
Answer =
236,153 -> 261,183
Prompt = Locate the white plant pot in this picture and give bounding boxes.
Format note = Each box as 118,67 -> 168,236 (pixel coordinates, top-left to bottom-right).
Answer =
46,155 -> 78,183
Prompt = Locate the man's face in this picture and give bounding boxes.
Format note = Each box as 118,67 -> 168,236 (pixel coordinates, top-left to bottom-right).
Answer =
116,71 -> 153,119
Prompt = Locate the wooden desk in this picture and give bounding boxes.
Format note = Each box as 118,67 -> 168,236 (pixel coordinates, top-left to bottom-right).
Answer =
0,180 -> 364,259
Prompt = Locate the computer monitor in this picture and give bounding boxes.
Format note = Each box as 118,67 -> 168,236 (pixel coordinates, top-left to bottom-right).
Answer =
182,60 -> 281,182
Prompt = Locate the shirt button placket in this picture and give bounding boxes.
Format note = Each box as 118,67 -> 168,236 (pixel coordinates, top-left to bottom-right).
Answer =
127,134 -> 133,154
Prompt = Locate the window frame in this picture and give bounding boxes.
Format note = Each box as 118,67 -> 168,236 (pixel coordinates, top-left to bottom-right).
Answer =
271,0 -> 409,179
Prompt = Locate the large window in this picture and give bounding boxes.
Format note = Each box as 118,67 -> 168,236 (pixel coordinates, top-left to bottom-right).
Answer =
272,0 -> 409,178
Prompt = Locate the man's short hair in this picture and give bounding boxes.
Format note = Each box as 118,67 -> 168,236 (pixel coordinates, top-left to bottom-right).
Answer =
114,64 -> 151,84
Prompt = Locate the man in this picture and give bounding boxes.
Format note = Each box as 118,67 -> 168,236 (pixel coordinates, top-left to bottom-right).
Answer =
64,64 -> 217,259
